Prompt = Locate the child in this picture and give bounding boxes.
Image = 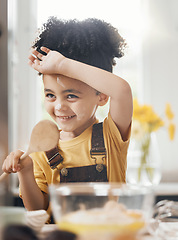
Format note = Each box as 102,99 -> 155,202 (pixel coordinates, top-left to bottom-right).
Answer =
2,17 -> 133,212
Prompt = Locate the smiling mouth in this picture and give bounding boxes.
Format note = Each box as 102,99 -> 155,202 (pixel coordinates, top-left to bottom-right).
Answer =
57,115 -> 76,120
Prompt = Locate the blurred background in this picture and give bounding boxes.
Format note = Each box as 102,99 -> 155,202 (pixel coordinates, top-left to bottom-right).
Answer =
0,0 -> 178,205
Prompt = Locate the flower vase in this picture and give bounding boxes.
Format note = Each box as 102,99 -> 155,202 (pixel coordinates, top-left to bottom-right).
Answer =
127,132 -> 162,186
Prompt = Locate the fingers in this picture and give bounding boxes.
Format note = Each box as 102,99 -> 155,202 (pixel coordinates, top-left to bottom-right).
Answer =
29,49 -> 44,61
28,54 -> 36,63
28,47 -> 49,70
40,46 -> 50,54
29,47 -> 50,61
28,58 -> 40,68
2,150 -> 24,174
28,56 -> 41,71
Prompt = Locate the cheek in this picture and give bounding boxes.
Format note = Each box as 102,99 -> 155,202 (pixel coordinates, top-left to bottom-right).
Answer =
77,104 -> 89,113
73,105 -> 87,120
44,101 -> 54,114
77,109 -> 87,120
77,104 -> 97,120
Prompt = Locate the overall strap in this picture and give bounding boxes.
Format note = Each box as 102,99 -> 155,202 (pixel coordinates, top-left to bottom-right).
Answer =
90,122 -> 106,157
45,146 -> 63,169
90,122 -> 107,172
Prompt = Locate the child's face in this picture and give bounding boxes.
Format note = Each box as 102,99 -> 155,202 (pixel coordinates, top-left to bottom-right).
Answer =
43,74 -> 101,136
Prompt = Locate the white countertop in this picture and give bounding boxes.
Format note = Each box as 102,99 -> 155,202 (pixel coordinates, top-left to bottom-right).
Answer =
12,182 -> 178,197
152,182 -> 178,196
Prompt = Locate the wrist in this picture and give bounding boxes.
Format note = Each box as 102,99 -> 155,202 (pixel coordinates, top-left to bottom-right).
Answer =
57,55 -> 68,75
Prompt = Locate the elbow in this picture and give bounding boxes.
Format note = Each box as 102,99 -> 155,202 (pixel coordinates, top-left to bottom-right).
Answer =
115,80 -> 133,102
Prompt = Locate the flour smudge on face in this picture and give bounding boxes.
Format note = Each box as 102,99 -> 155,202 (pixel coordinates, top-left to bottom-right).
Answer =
57,76 -> 60,84
55,103 -> 62,111
56,76 -> 65,88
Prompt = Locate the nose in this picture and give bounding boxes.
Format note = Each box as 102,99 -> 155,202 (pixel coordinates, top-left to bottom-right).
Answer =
55,103 -> 62,111
54,100 -> 68,112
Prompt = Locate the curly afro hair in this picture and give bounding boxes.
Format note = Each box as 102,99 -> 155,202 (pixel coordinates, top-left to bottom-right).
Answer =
33,17 -> 126,72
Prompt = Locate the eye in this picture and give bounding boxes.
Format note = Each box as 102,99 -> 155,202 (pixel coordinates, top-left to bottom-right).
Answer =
45,93 -> 56,100
67,94 -> 79,100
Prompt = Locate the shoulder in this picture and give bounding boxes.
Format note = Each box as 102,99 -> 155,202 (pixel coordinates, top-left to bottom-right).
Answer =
103,112 -> 131,144
30,151 -> 49,168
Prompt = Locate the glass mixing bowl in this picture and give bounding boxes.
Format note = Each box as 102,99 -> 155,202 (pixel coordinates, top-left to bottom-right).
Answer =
49,183 -> 154,238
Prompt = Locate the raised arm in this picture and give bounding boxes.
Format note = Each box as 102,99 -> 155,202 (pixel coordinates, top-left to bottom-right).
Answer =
29,47 -> 133,140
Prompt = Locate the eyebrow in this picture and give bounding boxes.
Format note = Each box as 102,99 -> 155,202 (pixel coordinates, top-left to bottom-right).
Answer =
44,88 -> 82,94
63,89 -> 82,94
44,88 -> 55,93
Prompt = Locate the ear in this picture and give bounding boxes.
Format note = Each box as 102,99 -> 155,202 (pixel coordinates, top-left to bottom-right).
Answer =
97,93 -> 109,106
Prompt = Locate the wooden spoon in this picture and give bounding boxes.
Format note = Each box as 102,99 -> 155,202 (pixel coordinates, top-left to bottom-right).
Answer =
0,120 -> 60,182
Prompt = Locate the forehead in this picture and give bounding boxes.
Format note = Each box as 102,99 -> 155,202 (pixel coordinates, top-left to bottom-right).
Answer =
43,74 -> 96,94
44,75 -> 89,90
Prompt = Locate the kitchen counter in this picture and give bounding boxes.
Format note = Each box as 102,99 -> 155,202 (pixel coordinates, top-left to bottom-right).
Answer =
153,182 -> 178,196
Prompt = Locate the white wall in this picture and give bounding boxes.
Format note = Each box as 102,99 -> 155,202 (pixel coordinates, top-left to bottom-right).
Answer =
8,0 -> 40,152
141,0 -> 178,181
8,0 -> 41,193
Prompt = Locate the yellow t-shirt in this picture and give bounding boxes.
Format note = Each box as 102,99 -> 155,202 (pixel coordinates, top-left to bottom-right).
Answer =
29,112 -> 131,195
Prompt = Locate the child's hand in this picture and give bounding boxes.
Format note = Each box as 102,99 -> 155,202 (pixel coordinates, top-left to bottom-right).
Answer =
28,47 -> 65,75
2,150 -> 33,174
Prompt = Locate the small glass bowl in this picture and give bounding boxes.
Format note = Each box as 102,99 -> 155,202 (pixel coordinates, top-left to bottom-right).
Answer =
49,183 -> 153,237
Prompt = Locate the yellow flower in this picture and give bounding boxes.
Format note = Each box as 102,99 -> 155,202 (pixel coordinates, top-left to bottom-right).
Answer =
132,99 -> 175,139
133,99 -> 164,133
168,123 -> 176,140
165,103 -> 174,120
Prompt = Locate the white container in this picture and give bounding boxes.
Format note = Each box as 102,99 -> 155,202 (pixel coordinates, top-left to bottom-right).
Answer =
0,206 -> 26,227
